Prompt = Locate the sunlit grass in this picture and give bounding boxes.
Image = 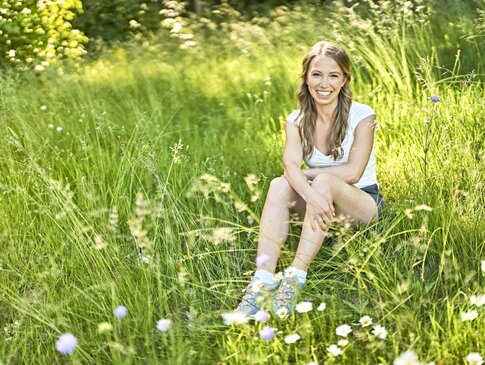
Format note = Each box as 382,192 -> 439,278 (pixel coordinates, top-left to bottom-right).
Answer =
0,1 -> 484,364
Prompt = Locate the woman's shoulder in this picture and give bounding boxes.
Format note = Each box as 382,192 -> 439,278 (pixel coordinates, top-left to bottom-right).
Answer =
349,101 -> 376,130
350,101 -> 375,116
286,109 -> 303,126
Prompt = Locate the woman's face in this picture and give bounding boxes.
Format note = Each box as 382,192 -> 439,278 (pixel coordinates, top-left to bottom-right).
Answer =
306,55 -> 347,108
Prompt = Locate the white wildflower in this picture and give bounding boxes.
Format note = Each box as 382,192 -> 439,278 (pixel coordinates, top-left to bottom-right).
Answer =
461,310 -> 478,321
317,302 -> 326,311
470,294 -> 485,307
284,333 -> 301,344
327,344 -> 342,357
371,324 -> 388,339
275,307 -> 288,319
284,267 -> 296,278
221,312 -> 249,325
465,352 -> 484,365
295,301 -> 313,313
273,272 -> 283,282
359,315 -> 373,327
338,339 -> 349,347
335,324 -> 352,337
394,350 -> 420,365
156,319 -> 172,332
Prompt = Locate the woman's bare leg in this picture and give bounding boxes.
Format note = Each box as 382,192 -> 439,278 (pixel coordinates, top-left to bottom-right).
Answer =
256,176 -> 305,273
291,173 -> 378,271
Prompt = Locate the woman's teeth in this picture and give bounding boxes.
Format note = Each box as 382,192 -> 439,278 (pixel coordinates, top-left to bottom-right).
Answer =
316,91 -> 331,96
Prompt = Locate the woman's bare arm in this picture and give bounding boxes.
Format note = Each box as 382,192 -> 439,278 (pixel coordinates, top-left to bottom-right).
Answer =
301,115 -> 376,184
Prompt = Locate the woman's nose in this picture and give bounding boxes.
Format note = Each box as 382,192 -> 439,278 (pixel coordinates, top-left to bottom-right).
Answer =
319,77 -> 329,87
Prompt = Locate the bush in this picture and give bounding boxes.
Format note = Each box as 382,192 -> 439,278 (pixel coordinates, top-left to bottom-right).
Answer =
0,0 -> 87,70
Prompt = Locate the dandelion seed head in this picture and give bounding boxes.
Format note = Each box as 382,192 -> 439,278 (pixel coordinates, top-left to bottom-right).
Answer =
55,333 -> 78,355
56,126 -> 63,133
114,305 -> 127,319
94,234 -> 106,250
335,324 -> 352,337
259,326 -> 275,341
156,319 -> 173,332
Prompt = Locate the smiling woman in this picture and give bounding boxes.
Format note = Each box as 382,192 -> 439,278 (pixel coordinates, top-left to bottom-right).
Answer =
235,41 -> 384,318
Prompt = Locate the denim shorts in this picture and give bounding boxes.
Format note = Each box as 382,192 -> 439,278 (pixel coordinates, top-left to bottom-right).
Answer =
360,184 -> 384,218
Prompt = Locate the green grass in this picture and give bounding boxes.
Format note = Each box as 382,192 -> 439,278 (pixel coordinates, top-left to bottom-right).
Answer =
0,1 -> 484,364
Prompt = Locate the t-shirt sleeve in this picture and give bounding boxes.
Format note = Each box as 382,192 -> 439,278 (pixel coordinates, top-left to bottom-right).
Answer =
286,110 -> 302,126
349,103 -> 377,132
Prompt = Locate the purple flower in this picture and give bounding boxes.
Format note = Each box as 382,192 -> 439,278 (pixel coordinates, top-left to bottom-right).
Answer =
114,305 -> 128,319
55,333 -> 78,355
256,253 -> 270,268
259,326 -> 275,341
254,310 -> 269,323
430,96 -> 440,103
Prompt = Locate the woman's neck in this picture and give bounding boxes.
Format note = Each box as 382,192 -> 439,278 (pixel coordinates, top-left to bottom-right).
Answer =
315,103 -> 338,125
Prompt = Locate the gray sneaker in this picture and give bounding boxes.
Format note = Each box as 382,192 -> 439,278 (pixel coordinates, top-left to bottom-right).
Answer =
272,276 -> 304,319
236,279 -> 279,315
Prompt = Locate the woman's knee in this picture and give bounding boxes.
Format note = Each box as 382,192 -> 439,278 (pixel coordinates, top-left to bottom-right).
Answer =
312,173 -> 335,194
268,176 -> 296,204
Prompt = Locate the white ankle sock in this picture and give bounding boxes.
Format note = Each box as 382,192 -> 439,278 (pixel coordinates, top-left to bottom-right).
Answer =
254,269 -> 276,285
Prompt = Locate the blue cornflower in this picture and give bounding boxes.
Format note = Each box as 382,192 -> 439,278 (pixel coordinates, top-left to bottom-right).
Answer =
430,96 -> 440,103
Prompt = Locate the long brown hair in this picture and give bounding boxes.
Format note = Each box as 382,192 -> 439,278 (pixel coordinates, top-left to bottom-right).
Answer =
297,41 -> 352,160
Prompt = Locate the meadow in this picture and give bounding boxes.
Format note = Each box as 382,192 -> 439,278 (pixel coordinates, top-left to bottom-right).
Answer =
0,1 -> 484,364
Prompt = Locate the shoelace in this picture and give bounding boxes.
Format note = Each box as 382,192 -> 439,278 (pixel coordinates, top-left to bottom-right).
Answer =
238,283 -> 257,308
274,283 -> 296,307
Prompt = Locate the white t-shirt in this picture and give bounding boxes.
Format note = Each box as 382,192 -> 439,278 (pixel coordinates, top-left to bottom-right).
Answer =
286,101 -> 378,188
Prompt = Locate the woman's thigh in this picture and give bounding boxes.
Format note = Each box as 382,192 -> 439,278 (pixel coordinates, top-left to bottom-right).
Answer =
313,174 -> 378,224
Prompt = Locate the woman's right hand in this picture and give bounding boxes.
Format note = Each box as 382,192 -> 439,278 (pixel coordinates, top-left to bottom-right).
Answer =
305,188 -> 335,231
